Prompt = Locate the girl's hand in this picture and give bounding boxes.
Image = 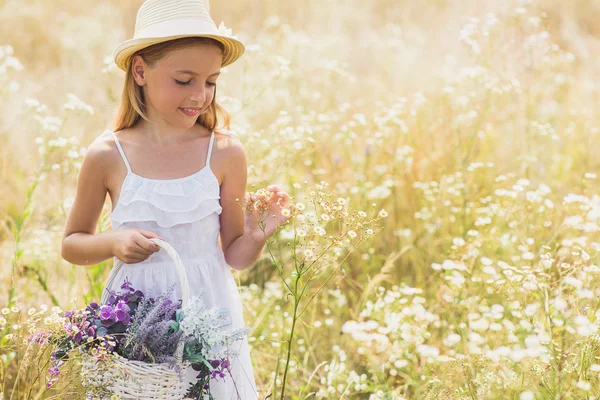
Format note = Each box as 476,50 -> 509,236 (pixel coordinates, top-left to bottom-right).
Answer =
244,185 -> 294,243
111,229 -> 164,264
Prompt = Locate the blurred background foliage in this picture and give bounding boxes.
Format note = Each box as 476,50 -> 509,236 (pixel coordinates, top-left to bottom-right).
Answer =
2,0 -> 600,398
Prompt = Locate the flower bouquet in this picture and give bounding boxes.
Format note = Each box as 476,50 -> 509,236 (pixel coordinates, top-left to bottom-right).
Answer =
48,239 -> 250,400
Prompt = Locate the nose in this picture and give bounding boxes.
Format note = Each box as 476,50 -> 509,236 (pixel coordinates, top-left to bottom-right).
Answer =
189,87 -> 206,105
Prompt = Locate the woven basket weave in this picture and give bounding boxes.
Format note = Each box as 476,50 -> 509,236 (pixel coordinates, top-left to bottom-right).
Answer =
83,238 -> 192,400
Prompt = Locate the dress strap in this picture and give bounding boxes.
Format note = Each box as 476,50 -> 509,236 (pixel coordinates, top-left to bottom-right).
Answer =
205,131 -> 215,167
109,131 -> 132,173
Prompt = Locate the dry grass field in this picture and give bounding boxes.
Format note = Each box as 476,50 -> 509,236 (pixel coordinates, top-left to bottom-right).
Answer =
2,0 -> 600,398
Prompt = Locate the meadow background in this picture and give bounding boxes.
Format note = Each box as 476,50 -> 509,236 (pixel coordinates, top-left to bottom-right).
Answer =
2,0 -> 600,398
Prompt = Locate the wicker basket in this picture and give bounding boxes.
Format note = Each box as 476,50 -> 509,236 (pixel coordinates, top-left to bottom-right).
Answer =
83,238 -> 192,400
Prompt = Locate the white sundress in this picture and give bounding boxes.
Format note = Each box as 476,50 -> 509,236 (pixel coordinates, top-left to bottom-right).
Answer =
97,128 -> 259,400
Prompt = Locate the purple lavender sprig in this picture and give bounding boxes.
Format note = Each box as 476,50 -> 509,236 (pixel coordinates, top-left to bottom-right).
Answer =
119,284 -> 183,364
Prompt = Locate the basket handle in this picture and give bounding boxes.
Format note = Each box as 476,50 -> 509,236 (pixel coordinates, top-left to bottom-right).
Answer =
101,238 -> 191,308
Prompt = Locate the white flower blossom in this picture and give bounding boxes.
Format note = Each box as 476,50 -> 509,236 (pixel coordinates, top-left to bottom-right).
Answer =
180,291 -> 250,360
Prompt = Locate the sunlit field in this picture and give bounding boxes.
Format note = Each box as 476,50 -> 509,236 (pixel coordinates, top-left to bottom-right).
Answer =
2,0 -> 600,398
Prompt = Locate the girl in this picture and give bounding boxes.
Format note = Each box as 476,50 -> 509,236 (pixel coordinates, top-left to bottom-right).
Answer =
61,0 -> 292,398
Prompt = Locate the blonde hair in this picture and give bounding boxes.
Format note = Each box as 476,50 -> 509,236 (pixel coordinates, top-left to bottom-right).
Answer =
112,37 -> 231,133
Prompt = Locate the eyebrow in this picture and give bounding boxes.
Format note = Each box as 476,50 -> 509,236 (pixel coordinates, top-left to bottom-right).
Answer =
175,69 -> 220,77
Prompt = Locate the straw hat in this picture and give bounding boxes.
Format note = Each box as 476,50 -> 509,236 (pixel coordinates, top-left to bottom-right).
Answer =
112,0 -> 245,71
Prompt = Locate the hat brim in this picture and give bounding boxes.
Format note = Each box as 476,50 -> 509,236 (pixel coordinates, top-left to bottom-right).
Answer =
112,34 -> 245,71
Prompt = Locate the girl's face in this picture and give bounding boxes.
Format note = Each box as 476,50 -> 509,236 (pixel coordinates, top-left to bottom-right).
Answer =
132,43 -> 223,128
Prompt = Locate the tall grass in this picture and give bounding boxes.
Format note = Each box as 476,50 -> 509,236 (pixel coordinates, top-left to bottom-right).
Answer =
1,0 -> 600,398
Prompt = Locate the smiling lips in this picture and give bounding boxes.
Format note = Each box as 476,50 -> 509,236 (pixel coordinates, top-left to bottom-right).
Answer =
179,107 -> 200,116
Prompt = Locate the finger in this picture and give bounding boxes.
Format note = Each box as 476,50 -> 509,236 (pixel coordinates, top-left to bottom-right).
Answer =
130,249 -> 153,262
133,242 -> 155,255
123,247 -> 153,263
267,185 -> 281,192
137,229 -> 165,241
245,195 -> 256,210
268,189 -> 281,202
277,192 -> 290,207
134,235 -> 161,253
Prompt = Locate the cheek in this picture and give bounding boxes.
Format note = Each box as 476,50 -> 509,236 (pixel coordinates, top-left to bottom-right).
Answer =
206,87 -> 216,104
147,80 -> 173,104
157,82 -> 184,107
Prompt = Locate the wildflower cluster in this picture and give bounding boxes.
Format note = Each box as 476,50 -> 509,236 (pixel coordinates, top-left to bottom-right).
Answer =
180,291 -> 251,398
51,280 -> 141,363
180,291 -> 251,362
41,279 -> 250,398
245,181 -> 387,397
0,303 -> 80,393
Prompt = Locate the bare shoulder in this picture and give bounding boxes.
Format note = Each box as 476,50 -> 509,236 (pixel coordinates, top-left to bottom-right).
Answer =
214,131 -> 244,155
85,130 -> 129,178
212,130 -> 246,183
84,130 -> 122,177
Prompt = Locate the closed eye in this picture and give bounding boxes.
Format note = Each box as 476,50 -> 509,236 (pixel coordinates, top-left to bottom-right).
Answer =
174,79 -> 217,87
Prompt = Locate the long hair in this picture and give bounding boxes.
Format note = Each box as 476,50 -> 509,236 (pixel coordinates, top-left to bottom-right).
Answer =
112,37 -> 231,133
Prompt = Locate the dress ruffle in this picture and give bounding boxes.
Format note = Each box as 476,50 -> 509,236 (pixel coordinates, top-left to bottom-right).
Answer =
112,170 -> 222,228
112,199 -> 222,228
119,169 -> 219,206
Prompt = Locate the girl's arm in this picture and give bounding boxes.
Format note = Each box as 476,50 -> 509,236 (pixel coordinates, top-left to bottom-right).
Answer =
61,136 -> 118,266
215,134 -> 264,271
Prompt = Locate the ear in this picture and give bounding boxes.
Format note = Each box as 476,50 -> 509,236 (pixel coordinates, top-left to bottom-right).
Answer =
131,55 -> 148,86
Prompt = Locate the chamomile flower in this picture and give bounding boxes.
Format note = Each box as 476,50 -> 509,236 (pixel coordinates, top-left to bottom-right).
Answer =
314,226 -> 326,236
348,230 -> 357,238
378,209 -> 388,218
297,228 -> 307,237
358,211 -> 367,218
295,202 -> 306,211
321,213 -> 331,221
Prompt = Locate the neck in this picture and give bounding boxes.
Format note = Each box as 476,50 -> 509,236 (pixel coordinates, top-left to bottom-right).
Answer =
135,113 -> 210,146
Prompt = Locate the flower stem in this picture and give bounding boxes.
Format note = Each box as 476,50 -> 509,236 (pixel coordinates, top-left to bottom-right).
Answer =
280,273 -> 301,400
